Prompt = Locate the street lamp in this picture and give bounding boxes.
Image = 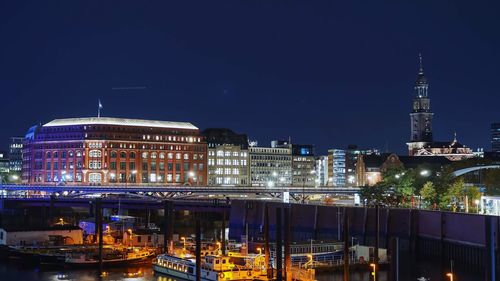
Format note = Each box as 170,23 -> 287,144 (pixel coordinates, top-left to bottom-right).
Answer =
446,273 -> 453,281
370,263 -> 377,281
181,237 -> 186,251
256,247 -> 262,255
475,199 -> 480,214
127,228 -> 133,246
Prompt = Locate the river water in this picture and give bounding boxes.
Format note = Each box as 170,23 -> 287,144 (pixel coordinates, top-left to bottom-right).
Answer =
0,256 -> 480,281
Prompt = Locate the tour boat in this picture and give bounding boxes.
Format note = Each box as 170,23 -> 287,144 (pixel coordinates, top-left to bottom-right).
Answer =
153,254 -> 263,281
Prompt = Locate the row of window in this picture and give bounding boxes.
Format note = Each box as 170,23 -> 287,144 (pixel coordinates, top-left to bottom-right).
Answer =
214,177 -> 245,185
141,135 -> 201,143
213,168 -> 241,175
109,162 -> 204,172
208,151 -> 248,157
250,156 -> 291,161
39,150 -> 82,159
39,161 -> 82,170
107,151 -> 204,160
208,159 -> 247,166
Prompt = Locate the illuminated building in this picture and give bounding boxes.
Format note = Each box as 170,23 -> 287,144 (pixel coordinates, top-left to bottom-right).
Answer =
0,151 -> 9,174
491,123 -> 500,152
315,156 -> 328,186
327,145 -> 379,187
327,149 -> 345,187
291,144 -> 315,187
22,117 -> 207,186
9,137 -> 23,172
249,140 -> 292,187
406,55 -> 475,160
203,128 -> 250,186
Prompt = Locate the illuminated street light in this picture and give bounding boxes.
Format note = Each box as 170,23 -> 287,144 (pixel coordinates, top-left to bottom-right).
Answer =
181,237 -> 186,250
256,247 -> 262,255
420,170 -> 430,177
370,263 -> 376,281
446,273 -> 453,281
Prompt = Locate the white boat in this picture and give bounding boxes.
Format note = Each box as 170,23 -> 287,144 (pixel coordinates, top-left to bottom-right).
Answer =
153,254 -> 262,281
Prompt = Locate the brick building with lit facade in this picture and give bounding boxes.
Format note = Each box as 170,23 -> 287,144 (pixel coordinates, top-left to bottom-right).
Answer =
22,117 -> 207,186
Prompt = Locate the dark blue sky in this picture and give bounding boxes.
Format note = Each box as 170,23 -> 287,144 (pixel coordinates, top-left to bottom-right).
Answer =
1,1 -> 500,154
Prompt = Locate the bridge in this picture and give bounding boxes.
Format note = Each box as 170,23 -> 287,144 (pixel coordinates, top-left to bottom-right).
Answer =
0,184 -> 360,201
452,165 -> 500,177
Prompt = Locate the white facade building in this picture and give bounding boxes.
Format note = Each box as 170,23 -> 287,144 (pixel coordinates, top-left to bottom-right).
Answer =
249,144 -> 292,187
207,145 -> 250,186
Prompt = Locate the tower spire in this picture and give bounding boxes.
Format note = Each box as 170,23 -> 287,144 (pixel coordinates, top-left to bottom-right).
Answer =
418,53 -> 423,73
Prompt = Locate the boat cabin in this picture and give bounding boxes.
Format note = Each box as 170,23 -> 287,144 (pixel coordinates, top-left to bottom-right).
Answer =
204,255 -> 234,271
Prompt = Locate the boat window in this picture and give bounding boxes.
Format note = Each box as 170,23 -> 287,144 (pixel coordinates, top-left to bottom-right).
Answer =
222,259 -> 227,264
188,267 -> 194,274
215,260 -> 220,264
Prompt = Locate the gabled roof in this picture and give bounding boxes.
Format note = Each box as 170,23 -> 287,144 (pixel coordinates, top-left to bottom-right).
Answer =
43,117 -> 198,130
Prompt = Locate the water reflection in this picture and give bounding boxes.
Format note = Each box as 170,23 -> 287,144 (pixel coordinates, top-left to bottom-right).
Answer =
0,258 -> 480,281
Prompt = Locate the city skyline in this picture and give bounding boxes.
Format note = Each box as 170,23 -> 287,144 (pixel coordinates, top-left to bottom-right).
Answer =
1,1 -> 500,154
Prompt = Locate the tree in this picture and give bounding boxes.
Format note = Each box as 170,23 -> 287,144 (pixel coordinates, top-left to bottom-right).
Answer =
420,181 -> 437,209
482,169 -> 500,195
360,168 -> 416,207
439,178 -> 466,211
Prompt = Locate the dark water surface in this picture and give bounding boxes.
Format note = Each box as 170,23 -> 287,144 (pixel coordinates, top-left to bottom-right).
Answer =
0,257 -> 481,281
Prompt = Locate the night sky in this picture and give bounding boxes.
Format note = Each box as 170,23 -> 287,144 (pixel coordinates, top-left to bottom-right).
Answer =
1,1 -> 500,155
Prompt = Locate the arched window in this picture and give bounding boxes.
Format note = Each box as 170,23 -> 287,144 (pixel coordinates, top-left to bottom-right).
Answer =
89,173 -> 102,183
142,152 -> 148,159
68,151 -> 74,157
76,150 -> 82,157
159,153 -> 165,159
110,151 -> 117,158
151,152 -> 157,159
46,151 -> 51,158
130,152 -> 136,159
90,150 -> 102,158
120,151 -> 127,158
53,151 -> 59,158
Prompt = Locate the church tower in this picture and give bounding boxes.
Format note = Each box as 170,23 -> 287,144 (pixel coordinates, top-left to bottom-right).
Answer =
410,54 -> 433,142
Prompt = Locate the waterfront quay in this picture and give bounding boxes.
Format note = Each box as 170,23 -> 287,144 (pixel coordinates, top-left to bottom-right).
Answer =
0,195 -> 497,281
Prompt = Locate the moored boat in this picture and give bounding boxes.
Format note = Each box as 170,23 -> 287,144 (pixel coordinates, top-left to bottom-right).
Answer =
153,254 -> 263,281
64,247 -> 155,267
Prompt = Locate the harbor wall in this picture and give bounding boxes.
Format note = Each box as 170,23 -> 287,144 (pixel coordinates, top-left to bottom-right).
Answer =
229,200 -> 500,275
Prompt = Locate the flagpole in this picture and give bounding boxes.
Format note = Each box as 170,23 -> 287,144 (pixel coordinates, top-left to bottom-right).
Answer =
98,101 -> 101,118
